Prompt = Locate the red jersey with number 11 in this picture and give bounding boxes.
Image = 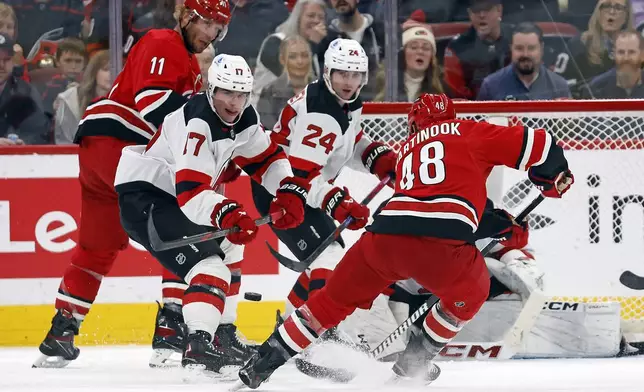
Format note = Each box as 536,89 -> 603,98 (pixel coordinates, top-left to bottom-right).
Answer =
368,119 -> 555,243
75,29 -> 202,144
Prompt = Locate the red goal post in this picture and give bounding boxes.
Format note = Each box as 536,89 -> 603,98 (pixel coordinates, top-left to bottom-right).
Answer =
360,99 -> 644,337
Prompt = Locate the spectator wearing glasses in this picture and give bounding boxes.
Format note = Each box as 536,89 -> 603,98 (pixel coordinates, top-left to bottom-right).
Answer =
443,0 -> 513,99
558,0 -> 634,96
584,30 -> 644,98
478,22 -> 571,100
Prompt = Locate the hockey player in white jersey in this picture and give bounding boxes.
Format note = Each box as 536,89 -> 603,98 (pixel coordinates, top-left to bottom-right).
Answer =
114,54 -> 312,375
251,38 -> 397,319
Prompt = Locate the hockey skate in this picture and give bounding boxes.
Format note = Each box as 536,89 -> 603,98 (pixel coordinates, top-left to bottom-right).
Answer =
295,326 -> 370,382
238,336 -> 290,389
149,302 -> 188,368
389,333 -> 441,385
214,323 -> 258,362
181,330 -> 246,379
33,309 -> 80,368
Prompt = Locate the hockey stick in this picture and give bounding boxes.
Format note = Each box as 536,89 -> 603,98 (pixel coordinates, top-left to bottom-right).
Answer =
295,193 -> 546,381
619,271 -> 644,290
266,176 -> 391,273
147,206 -> 284,252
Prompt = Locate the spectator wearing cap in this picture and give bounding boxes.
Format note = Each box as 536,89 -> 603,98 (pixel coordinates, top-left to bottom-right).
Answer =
584,30 -> 644,98
558,0 -> 634,96
443,0 -> 513,99
477,22 -> 571,100
0,33 -> 51,145
317,0 -> 384,101
374,25 -> 443,101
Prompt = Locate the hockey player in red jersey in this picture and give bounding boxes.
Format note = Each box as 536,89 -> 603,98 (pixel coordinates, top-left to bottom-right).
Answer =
114,54 -> 310,375
251,38 -> 397,322
237,93 -> 574,389
34,0 -> 231,369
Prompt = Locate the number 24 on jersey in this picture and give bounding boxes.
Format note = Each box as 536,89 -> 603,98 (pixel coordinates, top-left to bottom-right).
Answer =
399,141 -> 446,190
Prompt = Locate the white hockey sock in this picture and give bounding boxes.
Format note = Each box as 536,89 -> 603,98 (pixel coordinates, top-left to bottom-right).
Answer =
182,256 -> 231,338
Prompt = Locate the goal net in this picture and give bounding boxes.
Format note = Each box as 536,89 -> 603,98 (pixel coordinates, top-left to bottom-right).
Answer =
338,99 -> 644,340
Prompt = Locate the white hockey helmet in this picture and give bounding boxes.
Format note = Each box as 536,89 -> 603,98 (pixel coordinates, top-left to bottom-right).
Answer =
323,38 -> 369,104
207,54 -> 253,125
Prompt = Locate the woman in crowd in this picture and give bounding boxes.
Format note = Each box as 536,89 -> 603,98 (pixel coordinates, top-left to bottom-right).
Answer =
257,35 -> 313,129
0,2 -> 26,81
54,50 -> 110,144
558,0 -> 634,96
251,0 -> 327,105
374,25 -> 443,102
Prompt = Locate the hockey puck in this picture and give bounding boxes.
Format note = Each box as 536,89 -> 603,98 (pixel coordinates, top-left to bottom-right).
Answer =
244,292 -> 262,301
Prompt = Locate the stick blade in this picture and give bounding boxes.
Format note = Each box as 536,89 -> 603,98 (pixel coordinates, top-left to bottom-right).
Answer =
620,271 -> 644,290
266,241 -> 308,272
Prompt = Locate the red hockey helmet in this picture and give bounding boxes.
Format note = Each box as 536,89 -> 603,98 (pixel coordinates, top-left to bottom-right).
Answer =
408,93 -> 456,135
184,0 -> 231,40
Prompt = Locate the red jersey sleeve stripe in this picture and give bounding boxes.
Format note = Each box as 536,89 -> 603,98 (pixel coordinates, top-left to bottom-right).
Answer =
355,130 -> 364,144
270,131 -> 290,147
288,156 -> 323,179
276,104 -> 297,138
233,143 -> 287,183
529,130 -> 553,167
176,183 -> 211,207
176,169 -> 213,185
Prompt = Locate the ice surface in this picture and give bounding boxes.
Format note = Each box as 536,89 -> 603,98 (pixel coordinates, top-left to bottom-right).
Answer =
1,346 -> 643,392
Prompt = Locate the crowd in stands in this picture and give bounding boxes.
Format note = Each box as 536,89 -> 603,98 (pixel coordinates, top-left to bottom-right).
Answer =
0,0 -> 641,146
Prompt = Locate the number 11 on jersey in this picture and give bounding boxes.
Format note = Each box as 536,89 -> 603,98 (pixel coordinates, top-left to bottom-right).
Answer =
399,141 -> 446,190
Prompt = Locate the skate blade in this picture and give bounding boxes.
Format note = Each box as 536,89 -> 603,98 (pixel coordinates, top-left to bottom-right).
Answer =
32,354 -> 72,369
386,368 -> 439,387
228,380 -> 246,392
149,349 -> 181,368
182,363 -> 240,381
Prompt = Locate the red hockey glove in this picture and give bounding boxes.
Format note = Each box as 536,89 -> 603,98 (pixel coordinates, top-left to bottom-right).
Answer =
269,176 -> 310,230
216,161 -> 242,185
211,200 -> 258,245
362,142 -> 397,186
499,222 -> 530,250
529,169 -> 574,198
323,187 -> 370,230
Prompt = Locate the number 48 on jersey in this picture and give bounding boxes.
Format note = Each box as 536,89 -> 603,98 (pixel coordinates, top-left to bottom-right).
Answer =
399,141 -> 446,190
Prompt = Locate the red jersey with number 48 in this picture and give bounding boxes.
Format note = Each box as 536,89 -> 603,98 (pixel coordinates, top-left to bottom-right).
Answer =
368,119 -> 559,243
74,29 -> 202,144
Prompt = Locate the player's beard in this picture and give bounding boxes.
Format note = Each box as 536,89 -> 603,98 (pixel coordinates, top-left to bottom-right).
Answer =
514,57 -> 535,76
180,21 -> 198,54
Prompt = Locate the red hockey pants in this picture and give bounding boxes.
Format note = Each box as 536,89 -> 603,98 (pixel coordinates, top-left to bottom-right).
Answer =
305,232 -> 490,329
55,137 -> 134,317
